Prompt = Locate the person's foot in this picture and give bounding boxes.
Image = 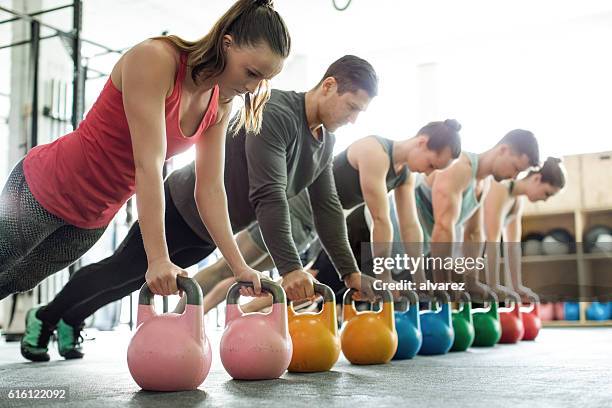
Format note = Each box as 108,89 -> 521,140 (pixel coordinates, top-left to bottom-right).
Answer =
20,307 -> 55,362
57,319 -> 85,359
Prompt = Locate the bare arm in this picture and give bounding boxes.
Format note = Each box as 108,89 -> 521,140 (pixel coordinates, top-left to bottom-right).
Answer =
122,42 -> 182,295
394,173 -> 425,284
357,149 -> 393,280
482,181 -> 520,302
503,198 -> 537,301
194,101 -> 261,293
430,166 -> 468,283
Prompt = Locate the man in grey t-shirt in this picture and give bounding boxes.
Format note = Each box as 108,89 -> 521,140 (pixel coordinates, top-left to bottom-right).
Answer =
169,55 -> 380,301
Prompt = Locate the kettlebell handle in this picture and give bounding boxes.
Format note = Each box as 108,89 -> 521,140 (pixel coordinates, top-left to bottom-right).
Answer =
138,275 -> 203,306
394,290 -> 420,312
343,288 -> 393,305
226,279 -> 286,305
288,282 -> 335,308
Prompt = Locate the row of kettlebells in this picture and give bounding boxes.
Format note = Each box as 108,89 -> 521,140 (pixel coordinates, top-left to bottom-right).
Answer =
125,277 -> 542,391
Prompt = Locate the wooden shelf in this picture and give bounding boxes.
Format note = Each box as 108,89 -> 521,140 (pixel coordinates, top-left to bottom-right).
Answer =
523,210 -> 575,218
543,320 -> 612,328
582,252 -> 612,261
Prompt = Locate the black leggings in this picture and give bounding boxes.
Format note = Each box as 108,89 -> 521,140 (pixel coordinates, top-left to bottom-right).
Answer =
37,186 -> 216,326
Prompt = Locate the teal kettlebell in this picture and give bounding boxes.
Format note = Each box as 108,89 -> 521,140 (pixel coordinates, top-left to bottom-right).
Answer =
393,291 -> 422,360
418,291 -> 454,355
451,292 -> 475,352
472,293 -> 501,347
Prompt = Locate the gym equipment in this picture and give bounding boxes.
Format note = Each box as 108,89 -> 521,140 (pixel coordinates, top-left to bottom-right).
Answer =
451,292 -> 475,352
220,280 -> 292,380
521,300 -> 542,341
127,276 -> 211,391
287,283 -> 340,372
499,301 -> 524,344
586,302 -> 608,321
472,294 -> 501,347
539,303 -> 554,321
584,225 -> 612,253
553,302 -> 565,320
418,291 -> 454,355
564,302 -> 580,321
522,233 -> 544,256
542,228 -> 574,255
392,291 -> 422,360
341,289 -> 397,365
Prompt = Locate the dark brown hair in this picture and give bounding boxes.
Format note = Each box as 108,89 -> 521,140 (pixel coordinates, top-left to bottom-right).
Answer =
527,157 -> 566,188
316,55 -> 378,97
417,119 -> 462,159
497,129 -> 539,166
155,0 -> 291,134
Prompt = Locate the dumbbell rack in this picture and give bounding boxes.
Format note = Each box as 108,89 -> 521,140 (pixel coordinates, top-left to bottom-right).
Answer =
519,151 -> 612,327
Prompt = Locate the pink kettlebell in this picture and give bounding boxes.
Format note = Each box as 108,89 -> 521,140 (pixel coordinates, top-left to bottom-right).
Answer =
220,280 -> 292,380
127,276 -> 212,391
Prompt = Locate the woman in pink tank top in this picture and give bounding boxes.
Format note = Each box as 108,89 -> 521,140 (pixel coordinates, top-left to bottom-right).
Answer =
0,0 -> 290,302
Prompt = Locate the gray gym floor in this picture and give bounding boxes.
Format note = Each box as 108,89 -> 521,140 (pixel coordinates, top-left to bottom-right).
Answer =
0,326 -> 610,408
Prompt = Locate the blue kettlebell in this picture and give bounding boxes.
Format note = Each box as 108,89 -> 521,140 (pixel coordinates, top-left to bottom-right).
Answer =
586,301 -> 608,321
564,302 -> 580,321
393,291 -> 422,360
418,291 -> 454,356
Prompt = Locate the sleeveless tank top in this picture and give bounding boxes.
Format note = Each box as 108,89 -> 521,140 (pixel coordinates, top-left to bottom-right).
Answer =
23,52 -> 219,228
333,136 -> 409,210
414,151 -> 481,241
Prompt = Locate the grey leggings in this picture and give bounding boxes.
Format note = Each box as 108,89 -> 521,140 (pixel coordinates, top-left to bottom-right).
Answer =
0,160 -> 105,300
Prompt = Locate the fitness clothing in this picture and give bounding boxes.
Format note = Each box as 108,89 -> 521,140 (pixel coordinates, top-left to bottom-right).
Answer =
413,151 -> 481,242
170,89 -> 357,277
333,136 -> 408,210
0,161 -> 105,300
248,190 -> 316,254
36,181 -> 214,326
310,137 -> 411,296
24,52 -> 219,229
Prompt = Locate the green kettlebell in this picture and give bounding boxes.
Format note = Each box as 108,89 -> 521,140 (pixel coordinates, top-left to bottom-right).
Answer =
472,294 -> 501,347
451,292 -> 475,352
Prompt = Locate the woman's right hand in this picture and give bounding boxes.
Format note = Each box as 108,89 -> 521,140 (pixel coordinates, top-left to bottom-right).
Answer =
145,258 -> 188,295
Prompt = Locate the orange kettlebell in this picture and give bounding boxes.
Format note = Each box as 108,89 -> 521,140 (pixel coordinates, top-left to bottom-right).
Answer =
340,289 -> 397,365
287,283 -> 340,372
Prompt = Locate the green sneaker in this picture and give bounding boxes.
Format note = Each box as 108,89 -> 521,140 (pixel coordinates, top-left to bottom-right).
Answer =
20,307 -> 55,362
57,319 -> 85,359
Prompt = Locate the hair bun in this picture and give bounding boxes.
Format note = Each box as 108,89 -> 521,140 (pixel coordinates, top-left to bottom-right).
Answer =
444,118 -> 462,132
254,0 -> 274,7
545,156 -> 562,165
